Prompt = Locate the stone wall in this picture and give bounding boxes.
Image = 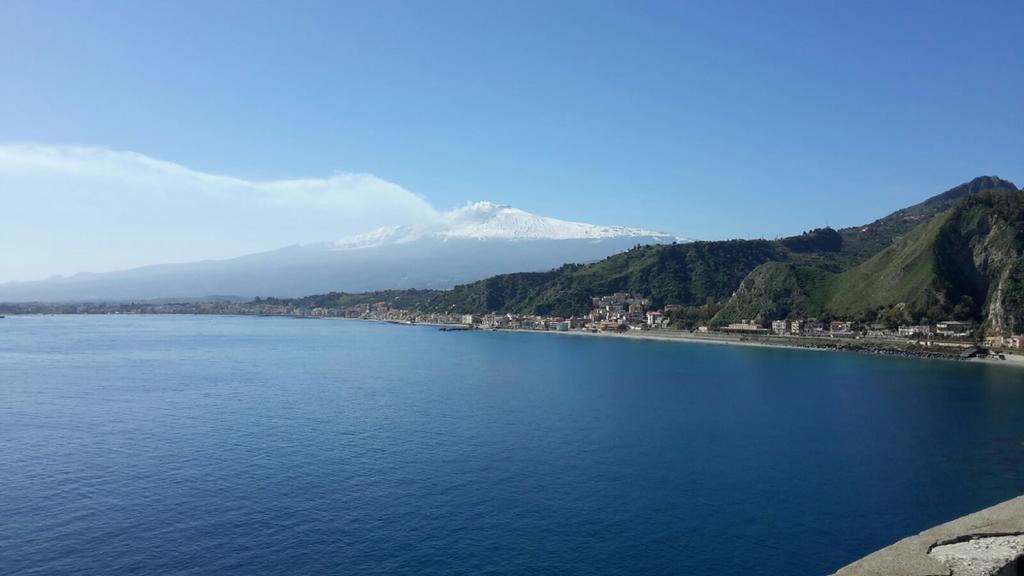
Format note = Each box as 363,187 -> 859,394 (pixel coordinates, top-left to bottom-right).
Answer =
832,496 -> 1024,576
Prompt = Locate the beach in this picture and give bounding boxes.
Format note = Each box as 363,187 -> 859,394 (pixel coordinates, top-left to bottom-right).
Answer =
484,325 -> 1024,369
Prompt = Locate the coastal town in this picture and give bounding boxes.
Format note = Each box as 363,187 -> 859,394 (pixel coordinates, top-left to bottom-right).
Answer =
340,291 -> 1023,355
7,291 -> 1022,360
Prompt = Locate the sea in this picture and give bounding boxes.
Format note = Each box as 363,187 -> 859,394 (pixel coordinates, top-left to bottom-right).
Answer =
2,314 -> 1022,575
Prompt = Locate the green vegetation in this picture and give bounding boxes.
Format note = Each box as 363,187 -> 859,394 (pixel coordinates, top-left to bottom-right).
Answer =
423,240 -> 785,316
826,210 -> 952,319
835,175 -> 1016,263
255,177 -> 1024,337
259,289 -> 441,310
822,188 -> 1024,329
711,262 -> 818,325
415,177 -> 1024,335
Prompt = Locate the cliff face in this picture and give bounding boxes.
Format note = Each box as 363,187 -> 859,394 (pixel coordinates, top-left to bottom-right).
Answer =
938,190 -> 1024,336
710,262 -> 819,325
715,185 -> 1024,333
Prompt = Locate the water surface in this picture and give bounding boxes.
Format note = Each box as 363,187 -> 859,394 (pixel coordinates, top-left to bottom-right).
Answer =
2,315 -> 1022,575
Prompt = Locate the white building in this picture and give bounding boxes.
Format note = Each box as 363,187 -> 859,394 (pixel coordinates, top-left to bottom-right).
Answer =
898,325 -> 933,337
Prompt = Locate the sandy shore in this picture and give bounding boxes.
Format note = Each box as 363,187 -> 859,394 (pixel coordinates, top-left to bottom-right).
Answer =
967,352 -> 1024,368
485,326 -> 1024,369
515,327 -> 814,350
322,316 -> 1024,369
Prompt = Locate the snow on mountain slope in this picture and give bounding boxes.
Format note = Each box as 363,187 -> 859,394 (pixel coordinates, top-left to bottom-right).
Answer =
0,202 -> 688,301
330,202 -> 682,249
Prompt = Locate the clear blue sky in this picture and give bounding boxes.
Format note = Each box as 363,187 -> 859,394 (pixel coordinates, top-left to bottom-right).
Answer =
0,0 -> 1022,280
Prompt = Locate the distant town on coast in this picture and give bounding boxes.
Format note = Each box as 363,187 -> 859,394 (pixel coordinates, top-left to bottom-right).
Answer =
5,288 -> 1020,364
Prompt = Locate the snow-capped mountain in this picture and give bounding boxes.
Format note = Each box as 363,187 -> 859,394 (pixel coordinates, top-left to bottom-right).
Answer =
330,202 -> 681,248
0,203 -> 686,302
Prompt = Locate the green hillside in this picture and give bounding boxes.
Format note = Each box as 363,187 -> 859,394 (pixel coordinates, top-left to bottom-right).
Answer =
827,210 -> 952,318
416,177 -> 1024,333
716,185 -> 1024,327
425,239 -> 787,317
260,289 -> 441,310
710,262 -> 830,325
821,188 -> 1024,329
267,177 -> 1023,336
836,176 -> 1016,264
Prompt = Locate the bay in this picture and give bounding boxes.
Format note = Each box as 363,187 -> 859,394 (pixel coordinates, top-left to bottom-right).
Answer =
1,315 -> 1022,575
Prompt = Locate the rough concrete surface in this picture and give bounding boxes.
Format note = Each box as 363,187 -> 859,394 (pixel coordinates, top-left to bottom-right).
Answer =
832,496 -> 1024,576
929,535 -> 1024,575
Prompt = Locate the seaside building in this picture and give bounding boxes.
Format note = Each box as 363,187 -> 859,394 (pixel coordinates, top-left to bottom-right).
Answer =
988,334 -> 1023,349
645,311 -> 668,328
936,321 -> 975,338
866,326 -> 898,340
898,324 -> 934,337
771,320 -> 789,335
830,320 -> 851,333
802,319 -> 825,334
722,321 -> 769,335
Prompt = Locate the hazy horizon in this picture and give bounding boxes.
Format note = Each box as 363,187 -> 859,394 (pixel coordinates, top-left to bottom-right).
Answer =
2,0 -> 1022,282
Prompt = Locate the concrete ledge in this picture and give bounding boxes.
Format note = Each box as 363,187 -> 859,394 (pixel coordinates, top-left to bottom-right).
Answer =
833,496 -> 1024,576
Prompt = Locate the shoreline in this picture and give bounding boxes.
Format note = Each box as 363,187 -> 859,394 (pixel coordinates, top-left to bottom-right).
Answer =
479,325 -> 1024,369
8,312 -> 1024,369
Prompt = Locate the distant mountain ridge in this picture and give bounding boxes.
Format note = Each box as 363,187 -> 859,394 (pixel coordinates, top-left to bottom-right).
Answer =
386,176 -> 1024,336
10,177 -> 1024,338
0,203 -> 682,302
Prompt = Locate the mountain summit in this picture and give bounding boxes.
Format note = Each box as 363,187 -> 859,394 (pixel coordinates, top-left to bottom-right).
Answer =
415,177 -> 1024,336
0,204 -> 684,302
330,202 -> 681,249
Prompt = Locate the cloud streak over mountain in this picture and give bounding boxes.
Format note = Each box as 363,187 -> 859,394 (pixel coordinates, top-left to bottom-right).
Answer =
0,144 -> 682,286
0,144 -> 438,282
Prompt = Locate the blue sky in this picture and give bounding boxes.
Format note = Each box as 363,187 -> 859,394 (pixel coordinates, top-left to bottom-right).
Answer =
0,0 -> 1022,281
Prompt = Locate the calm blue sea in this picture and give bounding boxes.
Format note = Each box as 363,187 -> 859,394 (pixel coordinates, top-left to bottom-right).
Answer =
1,315 -> 1022,575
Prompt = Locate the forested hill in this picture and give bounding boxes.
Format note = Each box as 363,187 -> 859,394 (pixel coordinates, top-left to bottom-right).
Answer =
242,177 -> 1023,336
836,175 -> 1017,263
423,239 -> 787,316
415,176 -> 1024,334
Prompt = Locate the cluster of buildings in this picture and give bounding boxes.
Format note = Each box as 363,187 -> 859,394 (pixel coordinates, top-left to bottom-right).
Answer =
252,297 -> 1024,351
729,318 -> 984,340
891,321 -> 977,338
720,318 -> 1022,349
336,292 -> 675,333
11,293 -> 1021,351
986,334 -> 1024,349
309,302 -> 466,325
586,292 -> 672,330
719,319 -> 855,337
